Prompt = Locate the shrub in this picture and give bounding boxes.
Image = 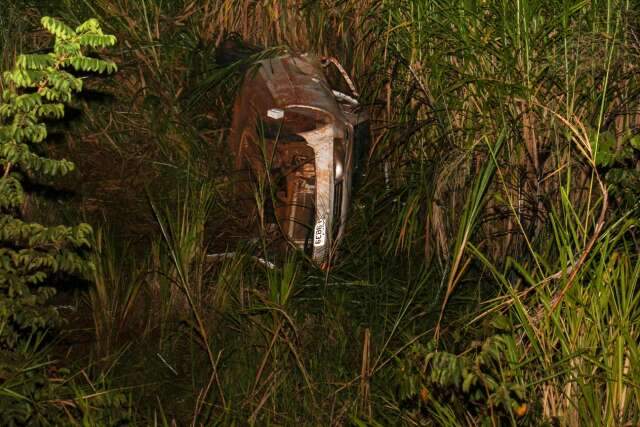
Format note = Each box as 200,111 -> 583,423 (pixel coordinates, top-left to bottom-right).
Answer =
0,16 -> 123,427
0,16 -> 116,349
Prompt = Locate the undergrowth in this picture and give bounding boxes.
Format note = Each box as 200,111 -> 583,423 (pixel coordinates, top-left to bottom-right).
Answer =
2,0 -> 640,425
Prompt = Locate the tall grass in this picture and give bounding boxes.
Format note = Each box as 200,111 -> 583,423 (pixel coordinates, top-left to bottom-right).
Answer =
470,201 -> 640,424
369,1 -> 640,423
374,0 -> 637,259
4,0 -> 640,424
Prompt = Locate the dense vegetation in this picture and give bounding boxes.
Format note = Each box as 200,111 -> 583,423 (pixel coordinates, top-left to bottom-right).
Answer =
1,0 -> 639,425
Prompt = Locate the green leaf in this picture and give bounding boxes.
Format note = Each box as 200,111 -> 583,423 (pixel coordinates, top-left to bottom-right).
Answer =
41,16 -> 75,39
15,54 -> 55,71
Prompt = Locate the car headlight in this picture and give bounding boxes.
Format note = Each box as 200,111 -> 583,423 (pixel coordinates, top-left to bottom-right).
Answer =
334,140 -> 345,181
335,160 -> 343,180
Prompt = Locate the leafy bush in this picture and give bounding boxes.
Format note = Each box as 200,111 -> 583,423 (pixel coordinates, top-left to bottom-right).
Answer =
0,16 -> 116,349
394,333 -> 528,424
592,129 -> 640,209
0,15 -> 127,427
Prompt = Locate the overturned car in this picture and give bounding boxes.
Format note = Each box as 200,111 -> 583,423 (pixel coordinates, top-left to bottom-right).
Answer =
229,53 -> 369,267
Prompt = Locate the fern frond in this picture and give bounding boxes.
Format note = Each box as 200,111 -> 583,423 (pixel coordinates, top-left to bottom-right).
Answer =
53,41 -> 82,57
13,93 -> 43,113
35,103 -> 64,119
41,16 -> 75,40
0,176 -> 24,209
15,54 -> 56,70
0,215 -> 89,249
3,69 -> 47,88
68,56 -> 117,74
0,142 -> 74,175
77,34 -> 117,48
75,18 -> 102,34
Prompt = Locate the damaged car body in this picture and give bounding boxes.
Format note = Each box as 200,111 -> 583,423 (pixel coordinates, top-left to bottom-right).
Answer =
230,53 -> 369,267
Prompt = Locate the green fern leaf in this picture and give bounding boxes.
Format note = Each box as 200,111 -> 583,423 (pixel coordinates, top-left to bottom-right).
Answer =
41,16 -> 75,40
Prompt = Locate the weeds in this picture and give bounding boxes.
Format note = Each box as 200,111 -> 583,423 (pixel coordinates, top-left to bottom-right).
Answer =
3,0 -> 640,425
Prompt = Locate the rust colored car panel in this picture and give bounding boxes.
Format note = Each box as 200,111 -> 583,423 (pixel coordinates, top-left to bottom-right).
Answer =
230,53 -> 369,266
